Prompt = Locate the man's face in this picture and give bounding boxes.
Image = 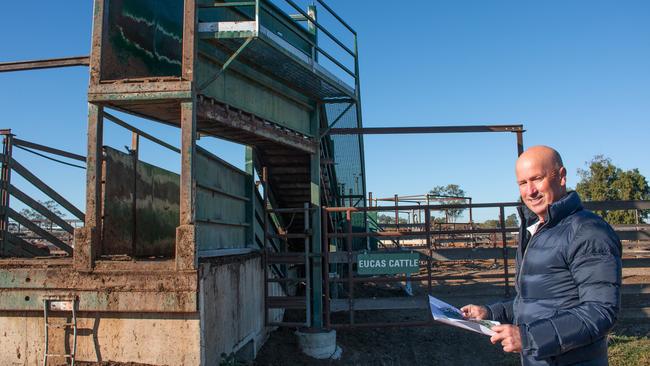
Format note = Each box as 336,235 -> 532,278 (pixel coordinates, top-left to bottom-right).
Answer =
516,157 -> 566,221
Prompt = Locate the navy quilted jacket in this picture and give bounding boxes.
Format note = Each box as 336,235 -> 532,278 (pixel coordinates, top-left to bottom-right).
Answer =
487,192 -> 622,366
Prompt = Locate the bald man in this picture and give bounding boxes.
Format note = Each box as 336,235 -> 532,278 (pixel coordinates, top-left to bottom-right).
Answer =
462,146 -> 622,366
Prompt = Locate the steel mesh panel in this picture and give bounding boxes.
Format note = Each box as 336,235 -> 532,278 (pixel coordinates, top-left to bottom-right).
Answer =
326,102 -> 363,201
212,33 -> 353,100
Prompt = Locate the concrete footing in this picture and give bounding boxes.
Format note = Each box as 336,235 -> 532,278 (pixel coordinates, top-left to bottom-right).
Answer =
295,329 -> 342,360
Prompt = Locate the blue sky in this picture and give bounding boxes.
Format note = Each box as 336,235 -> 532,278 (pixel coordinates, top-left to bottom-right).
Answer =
1,1 -> 649,221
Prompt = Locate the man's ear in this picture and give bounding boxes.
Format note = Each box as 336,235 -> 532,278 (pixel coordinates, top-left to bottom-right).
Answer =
559,166 -> 567,187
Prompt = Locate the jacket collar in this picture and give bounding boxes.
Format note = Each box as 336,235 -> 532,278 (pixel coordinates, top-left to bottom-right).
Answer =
518,191 -> 583,228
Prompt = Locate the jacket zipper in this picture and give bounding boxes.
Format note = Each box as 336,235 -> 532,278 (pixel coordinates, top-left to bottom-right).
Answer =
515,220 -> 548,289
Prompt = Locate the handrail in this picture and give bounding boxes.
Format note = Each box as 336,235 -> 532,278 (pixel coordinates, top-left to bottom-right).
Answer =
315,0 -> 356,35
326,202 -> 521,213
282,0 -> 355,57
198,0 -> 358,86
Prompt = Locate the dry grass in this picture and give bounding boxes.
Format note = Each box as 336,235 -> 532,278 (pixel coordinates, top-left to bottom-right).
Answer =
609,334 -> 650,366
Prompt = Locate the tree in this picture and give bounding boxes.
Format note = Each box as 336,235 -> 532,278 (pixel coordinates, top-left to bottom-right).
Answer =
377,214 -> 407,224
429,184 -> 467,223
576,155 -> 649,224
505,213 -> 519,227
19,200 -> 64,230
477,214 -> 518,229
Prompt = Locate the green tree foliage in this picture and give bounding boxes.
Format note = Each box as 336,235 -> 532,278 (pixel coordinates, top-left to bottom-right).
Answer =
377,214 -> 407,224
19,200 -> 64,230
576,155 -> 649,224
506,213 -> 519,227
477,214 -> 519,229
429,184 -> 467,223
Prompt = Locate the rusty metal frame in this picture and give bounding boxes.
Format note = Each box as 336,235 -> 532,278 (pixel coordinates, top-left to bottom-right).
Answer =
327,124 -> 526,156
0,56 -> 89,73
0,131 -> 89,257
322,201 -> 520,328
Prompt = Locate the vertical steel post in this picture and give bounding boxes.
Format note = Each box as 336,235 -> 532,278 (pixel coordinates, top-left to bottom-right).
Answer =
262,167 -> 269,325
346,209 -> 354,325
499,206 -> 510,297
353,29 -> 370,253
86,104 -> 103,229
179,102 -> 196,224
88,0 -> 106,84
254,0 -> 260,35
308,4 -> 318,66
425,207 -> 432,294
516,131 -> 524,156
0,131 -> 13,256
322,206 -> 330,328
394,194 -> 399,247
43,299 -> 49,366
304,202 -> 312,327
469,197 -> 474,243
182,0 -> 198,80
245,147 -> 255,247
78,103 -> 104,270
310,110 -> 323,328
177,101 -> 197,271
131,133 -> 139,255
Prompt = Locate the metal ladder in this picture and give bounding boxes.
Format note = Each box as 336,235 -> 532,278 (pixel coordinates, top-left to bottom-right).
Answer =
43,295 -> 77,366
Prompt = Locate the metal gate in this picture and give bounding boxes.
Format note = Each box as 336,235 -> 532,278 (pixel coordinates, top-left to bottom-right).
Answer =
321,201 -> 520,328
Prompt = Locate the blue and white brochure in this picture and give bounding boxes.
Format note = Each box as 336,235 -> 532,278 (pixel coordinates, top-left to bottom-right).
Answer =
428,295 -> 500,336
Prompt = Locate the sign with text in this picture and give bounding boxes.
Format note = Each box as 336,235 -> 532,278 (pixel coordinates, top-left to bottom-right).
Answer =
357,252 -> 421,275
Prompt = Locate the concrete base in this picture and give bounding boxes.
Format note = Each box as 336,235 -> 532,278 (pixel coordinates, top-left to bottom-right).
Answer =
295,329 -> 342,360
0,311 -> 201,365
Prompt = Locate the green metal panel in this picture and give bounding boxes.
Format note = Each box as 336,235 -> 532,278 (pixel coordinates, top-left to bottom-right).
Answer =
100,0 -> 183,80
102,147 -> 180,257
197,58 -> 313,135
134,159 -> 180,256
195,223 -> 247,251
195,149 -> 252,252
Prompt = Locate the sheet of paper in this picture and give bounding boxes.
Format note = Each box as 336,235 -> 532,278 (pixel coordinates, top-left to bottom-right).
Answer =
428,295 -> 500,336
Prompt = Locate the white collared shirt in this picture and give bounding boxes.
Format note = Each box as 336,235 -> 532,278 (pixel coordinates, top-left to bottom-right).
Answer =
527,221 -> 543,236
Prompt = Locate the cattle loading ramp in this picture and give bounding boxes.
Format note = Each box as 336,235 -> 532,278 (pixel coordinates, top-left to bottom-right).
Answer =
0,0 -> 365,364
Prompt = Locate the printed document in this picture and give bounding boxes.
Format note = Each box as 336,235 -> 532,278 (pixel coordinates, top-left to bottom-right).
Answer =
428,295 -> 500,336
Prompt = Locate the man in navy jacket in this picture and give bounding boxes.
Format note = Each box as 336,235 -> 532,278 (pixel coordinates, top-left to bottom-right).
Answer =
462,146 -> 622,365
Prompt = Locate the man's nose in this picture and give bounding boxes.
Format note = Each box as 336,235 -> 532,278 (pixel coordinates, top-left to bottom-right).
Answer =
525,182 -> 538,196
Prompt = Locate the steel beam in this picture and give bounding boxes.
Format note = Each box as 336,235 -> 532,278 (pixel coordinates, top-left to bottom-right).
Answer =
0,56 -> 89,73
13,138 -> 86,162
328,125 -> 524,135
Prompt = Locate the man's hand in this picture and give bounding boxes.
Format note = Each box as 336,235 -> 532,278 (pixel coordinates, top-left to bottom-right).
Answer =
460,304 -> 489,320
490,324 -> 522,353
